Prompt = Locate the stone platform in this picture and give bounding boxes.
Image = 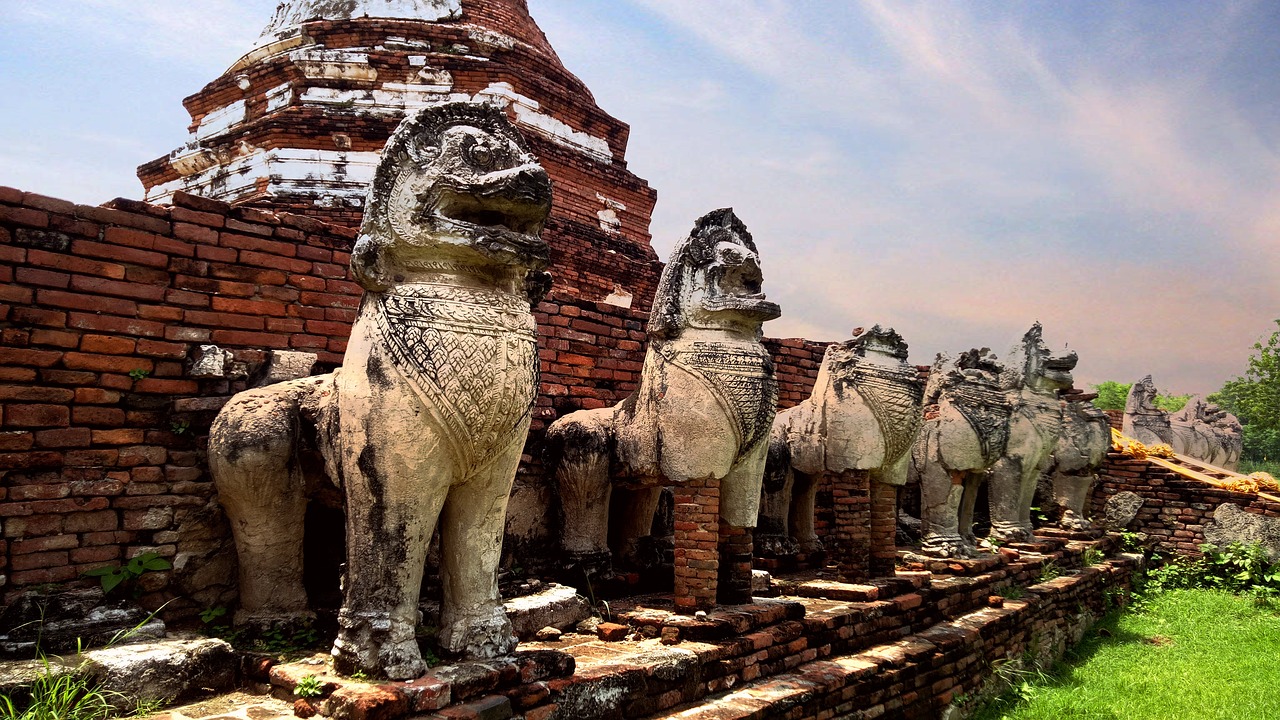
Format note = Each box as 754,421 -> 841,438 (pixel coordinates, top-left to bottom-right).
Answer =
125,535 -> 1134,720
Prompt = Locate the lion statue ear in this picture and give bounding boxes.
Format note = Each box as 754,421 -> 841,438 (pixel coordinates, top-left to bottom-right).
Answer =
405,141 -> 440,166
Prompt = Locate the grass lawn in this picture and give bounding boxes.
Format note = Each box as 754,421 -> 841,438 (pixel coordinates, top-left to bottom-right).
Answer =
973,589 -> 1280,720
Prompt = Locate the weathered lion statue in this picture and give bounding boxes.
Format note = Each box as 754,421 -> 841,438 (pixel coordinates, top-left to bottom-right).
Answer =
1123,376 -> 1243,469
987,323 -> 1077,543
546,208 -> 780,605
1046,397 -> 1112,531
209,102 -> 552,679
760,326 -> 923,578
913,348 -> 1011,557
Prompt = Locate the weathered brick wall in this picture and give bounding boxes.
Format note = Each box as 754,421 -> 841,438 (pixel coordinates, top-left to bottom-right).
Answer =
0,186 -> 832,612
0,188 -> 363,612
1092,451 -> 1280,554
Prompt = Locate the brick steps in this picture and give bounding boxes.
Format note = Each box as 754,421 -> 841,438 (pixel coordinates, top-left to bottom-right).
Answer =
523,536 -> 1123,720
645,555 -> 1139,720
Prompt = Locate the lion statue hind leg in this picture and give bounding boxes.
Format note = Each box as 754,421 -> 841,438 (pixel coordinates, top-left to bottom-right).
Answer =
209,376 -> 332,627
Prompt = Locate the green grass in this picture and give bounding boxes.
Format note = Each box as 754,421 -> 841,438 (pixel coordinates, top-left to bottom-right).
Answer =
973,590 -> 1280,720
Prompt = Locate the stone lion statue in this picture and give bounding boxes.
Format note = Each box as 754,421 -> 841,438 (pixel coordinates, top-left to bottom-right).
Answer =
1123,375 -> 1171,446
546,208 -> 780,605
209,102 -> 552,679
1047,397 -> 1112,531
1124,376 -> 1243,469
987,323 -> 1077,543
913,348 -> 1011,557
760,326 -> 923,578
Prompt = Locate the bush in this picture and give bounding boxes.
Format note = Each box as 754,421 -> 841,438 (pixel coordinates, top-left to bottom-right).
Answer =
1142,542 -> 1280,599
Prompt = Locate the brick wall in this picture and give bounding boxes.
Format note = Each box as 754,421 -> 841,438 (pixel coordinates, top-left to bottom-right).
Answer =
1092,451 -> 1280,555
0,188 -> 364,612
0,186 -> 832,612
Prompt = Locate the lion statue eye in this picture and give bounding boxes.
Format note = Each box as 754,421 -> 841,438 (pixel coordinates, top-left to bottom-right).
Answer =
467,142 -> 495,170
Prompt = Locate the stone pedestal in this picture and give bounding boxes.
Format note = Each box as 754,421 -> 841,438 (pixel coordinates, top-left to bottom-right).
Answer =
673,478 -> 721,612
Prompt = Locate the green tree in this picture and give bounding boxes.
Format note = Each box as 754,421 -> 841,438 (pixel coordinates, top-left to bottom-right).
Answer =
1092,381 -> 1131,410
1211,320 -> 1280,464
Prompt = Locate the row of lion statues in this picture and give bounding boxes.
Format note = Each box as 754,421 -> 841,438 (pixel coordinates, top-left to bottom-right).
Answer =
208,102 -> 1122,679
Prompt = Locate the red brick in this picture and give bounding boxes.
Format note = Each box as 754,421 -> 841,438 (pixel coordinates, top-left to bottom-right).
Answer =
210,330 -> 290,349
80,335 -> 138,355
15,267 -> 71,288
138,304 -> 185,322
70,545 -> 121,564
0,347 -> 62,368
0,386 -> 74,403
11,551 -> 70,571
64,511 -> 118,533
73,388 -> 122,404
29,329 -> 79,348
74,406 -> 127,427
301,291 -> 360,309
62,353 -> 151,375
5,404 -> 70,428
12,534 -> 78,554
211,296 -> 286,317
71,239 -> 167,268
69,275 -> 166,302
91,428 -> 144,445
67,313 -> 166,337
37,288 -> 138,316
220,232 -> 296,257
0,284 -> 34,304
10,307 -> 66,328
174,222 -> 221,244
0,205 -> 49,228
183,310 -> 265,331
27,249 -> 126,279
132,378 -> 198,394
103,226 -> 162,250
135,339 -> 188,359
34,428 -> 92,448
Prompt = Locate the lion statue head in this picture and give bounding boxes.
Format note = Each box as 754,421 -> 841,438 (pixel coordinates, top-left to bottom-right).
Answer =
1001,323 -> 1077,395
647,208 -> 781,343
352,102 -> 553,300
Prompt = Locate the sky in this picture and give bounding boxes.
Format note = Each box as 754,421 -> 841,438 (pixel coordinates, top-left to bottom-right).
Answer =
2,1 -> 1278,395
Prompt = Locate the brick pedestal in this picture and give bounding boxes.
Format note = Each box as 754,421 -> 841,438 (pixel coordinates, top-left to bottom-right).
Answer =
717,521 -> 754,605
869,480 -> 898,578
829,469 -> 871,582
673,477 -> 720,612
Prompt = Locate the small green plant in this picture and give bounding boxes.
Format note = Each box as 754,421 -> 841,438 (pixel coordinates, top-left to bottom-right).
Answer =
997,584 -> 1026,600
1119,531 -> 1144,553
251,622 -> 319,654
199,606 -> 227,625
0,657 -> 121,720
1082,547 -> 1105,567
293,675 -> 324,699
1036,561 -> 1062,583
132,697 -> 164,717
169,418 -> 190,435
348,670 -> 370,682
128,368 -> 150,381
81,552 -> 171,597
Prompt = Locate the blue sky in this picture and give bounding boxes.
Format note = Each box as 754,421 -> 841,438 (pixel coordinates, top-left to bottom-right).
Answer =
2,1 -> 1278,395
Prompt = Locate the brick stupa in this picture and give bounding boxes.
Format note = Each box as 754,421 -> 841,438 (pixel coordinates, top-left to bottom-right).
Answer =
137,0 -> 661,307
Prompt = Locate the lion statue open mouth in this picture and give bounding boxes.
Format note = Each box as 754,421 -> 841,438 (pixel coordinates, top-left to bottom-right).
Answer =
209,102 -> 551,680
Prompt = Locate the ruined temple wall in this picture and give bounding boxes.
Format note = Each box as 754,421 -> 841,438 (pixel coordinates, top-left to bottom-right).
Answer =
0,186 -> 829,609
1091,451 -> 1280,555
